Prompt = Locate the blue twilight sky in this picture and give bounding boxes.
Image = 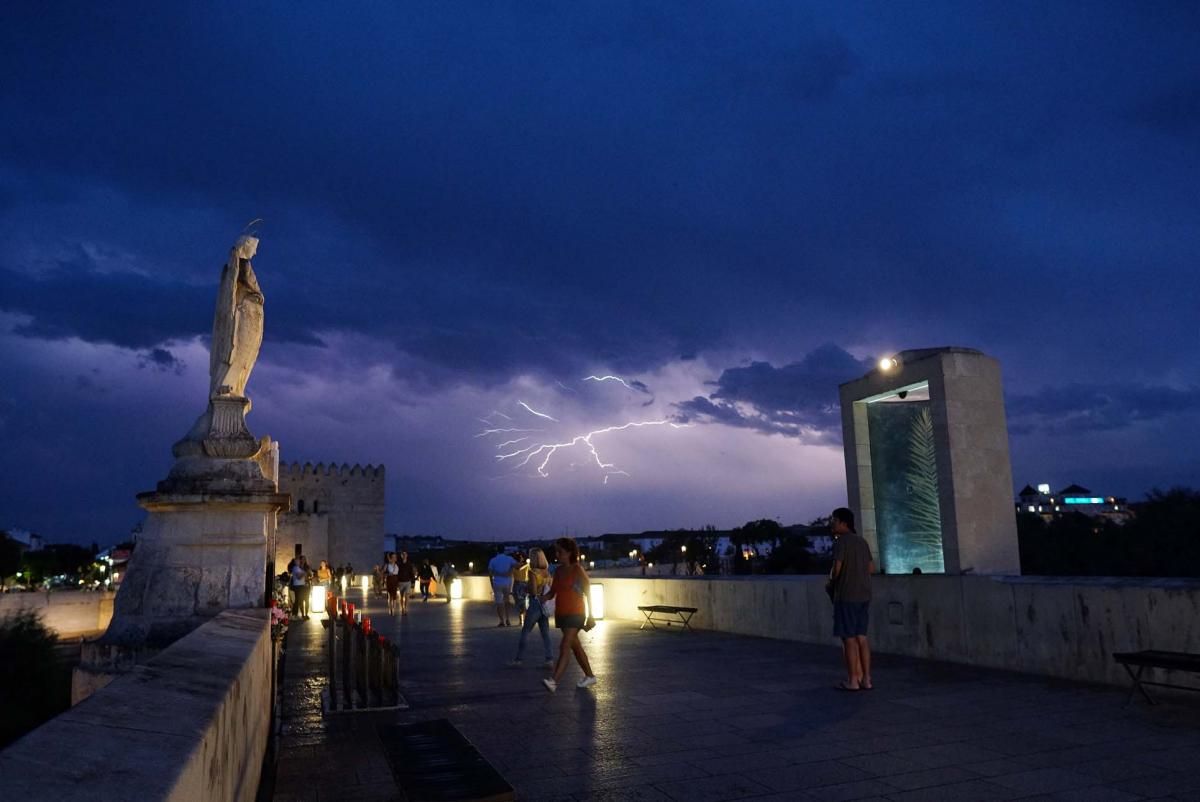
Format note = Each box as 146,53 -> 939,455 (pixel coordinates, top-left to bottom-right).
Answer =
1,2 -> 1198,545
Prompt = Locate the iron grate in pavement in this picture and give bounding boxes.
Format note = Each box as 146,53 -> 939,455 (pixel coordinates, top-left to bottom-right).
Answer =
377,718 -> 514,802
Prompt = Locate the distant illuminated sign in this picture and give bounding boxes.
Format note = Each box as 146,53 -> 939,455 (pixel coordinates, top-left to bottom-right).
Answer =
1063,497 -> 1104,504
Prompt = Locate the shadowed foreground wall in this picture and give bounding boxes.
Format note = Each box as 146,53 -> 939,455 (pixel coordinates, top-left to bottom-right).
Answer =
0,609 -> 271,802
458,574 -> 1200,686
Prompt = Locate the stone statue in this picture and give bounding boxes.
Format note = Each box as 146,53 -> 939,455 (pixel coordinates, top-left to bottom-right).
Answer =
209,235 -> 264,399
170,230 -> 273,469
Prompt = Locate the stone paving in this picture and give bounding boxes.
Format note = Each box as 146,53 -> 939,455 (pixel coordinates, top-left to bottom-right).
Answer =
273,591 -> 1200,802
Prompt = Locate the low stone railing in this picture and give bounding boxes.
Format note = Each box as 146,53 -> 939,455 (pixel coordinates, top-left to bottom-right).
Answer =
0,589 -> 115,637
0,609 -> 272,802
455,573 -> 1200,686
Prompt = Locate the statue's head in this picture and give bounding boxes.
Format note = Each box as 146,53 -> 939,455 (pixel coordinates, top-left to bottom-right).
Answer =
233,235 -> 259,261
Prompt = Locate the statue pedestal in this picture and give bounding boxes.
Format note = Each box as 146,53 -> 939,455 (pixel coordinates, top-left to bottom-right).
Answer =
103,489 -> 289,647
76,437 -> 288,702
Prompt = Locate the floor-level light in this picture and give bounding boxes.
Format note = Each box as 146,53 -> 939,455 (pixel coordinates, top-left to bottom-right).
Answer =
450,578 -> 463,600
310,585 -> 327,614
360,575 -> 369,595
589,583 -> 605,620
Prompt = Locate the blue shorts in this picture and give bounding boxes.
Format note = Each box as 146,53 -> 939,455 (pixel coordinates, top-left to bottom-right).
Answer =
833,601 -> 870,638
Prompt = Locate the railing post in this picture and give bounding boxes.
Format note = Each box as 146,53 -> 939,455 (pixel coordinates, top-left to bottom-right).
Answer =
326,602 -> 337,709
356,623 -> 368,707
341,616 -> 353,709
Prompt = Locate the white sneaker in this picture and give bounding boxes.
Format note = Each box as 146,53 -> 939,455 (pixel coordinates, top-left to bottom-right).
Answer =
576,675 -> 597,689
542,678 -> 557,693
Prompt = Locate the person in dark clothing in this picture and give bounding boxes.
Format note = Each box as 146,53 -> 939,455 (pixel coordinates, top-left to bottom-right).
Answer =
829,507 -> 874,691
418,559 -> 435,601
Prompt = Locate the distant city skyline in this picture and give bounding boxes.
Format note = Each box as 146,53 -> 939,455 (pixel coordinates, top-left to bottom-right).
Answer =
2,3 -> 1198,546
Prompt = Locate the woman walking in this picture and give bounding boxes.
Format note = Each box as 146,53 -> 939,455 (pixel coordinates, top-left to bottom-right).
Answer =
542,537 -> 597,692
383,551 -> 401,615
510,548 -> 554,667
418,559 -> 434,601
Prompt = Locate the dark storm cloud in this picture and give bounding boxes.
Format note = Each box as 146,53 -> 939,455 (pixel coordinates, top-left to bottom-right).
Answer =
675,344 -> 870,441
0,250 -> 325,351
1007,383 -> 1199,435
137,347 -> 185,375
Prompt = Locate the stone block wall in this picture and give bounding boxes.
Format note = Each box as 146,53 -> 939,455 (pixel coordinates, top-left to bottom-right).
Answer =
0,608 -> 272,802
277,462 -> 385,573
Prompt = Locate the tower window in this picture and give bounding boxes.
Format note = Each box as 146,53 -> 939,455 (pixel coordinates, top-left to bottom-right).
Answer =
297,499 -> 305,514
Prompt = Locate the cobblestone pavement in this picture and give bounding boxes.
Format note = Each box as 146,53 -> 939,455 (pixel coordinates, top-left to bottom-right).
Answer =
273,592 -> 1200,802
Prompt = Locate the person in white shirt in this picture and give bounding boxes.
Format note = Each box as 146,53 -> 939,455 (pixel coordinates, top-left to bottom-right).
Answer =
487,547 -> 517,626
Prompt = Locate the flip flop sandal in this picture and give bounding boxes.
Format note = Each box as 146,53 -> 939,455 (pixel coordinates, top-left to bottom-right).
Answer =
835,681 -> 861,692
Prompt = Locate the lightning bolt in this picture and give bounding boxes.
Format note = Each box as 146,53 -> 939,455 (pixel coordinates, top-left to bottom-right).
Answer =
475,427 -> 544,438
518,401 -> 559,422
494,420 -> 690,481
584,375 -> 634,390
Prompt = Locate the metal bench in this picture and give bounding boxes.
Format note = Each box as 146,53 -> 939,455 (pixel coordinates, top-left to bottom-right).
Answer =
1112,650 -> 1200,705
637,604 -> 698,633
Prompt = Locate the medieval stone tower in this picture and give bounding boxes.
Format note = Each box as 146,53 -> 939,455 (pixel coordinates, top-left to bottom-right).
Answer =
276,462 -> 385,574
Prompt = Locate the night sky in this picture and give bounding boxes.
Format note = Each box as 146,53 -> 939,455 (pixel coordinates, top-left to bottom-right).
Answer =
2,3 -> 1198,546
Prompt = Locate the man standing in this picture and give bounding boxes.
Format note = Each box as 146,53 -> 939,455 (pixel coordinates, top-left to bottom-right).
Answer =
829,508 -> 874,691
395,552 -> 417,615
487,547 -> 517,626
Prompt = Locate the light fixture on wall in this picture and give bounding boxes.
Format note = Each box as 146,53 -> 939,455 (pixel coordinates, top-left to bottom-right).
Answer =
589,583 -> 606,619
450,578 -> 463,600
879,356 -> 899,372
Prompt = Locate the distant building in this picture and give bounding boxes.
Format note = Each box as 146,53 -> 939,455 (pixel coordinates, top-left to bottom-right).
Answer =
276,462 -> 386,573
5,528 -> 43,552
1016,483 -> 1133,525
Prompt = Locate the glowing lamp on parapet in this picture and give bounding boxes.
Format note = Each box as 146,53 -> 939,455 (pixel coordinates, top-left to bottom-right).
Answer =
589,583 -> 606,619
360,575 -> 369,595
310,586 -> 327,614
450,578 -> 463,600
878,355 -> 900,372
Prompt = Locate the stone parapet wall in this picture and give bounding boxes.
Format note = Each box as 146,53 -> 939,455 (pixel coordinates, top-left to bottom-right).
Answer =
0,590 -> 114,637
455,573 -> 1200,686
0,609 -> 272,802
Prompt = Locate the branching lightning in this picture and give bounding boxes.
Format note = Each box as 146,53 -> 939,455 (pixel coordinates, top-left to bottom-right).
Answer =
491,419 -> 689,482
518,401 -> 559,422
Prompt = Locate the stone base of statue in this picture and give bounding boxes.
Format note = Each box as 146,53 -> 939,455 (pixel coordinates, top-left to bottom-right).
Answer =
76,420 -> 288,703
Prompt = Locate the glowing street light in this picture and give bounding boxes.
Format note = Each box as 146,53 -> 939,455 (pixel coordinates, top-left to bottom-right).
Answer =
681,545 -> 687,553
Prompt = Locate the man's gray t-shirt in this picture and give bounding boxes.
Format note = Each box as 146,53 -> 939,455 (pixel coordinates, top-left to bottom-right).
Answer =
832,533 -> 873,603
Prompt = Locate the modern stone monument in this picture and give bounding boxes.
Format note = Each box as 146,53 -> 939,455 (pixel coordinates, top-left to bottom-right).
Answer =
84,231 -> 289,685
839,347 -> 1020,575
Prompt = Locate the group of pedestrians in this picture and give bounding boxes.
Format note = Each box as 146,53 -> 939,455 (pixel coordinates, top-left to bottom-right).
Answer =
379,550 -> 456,616
284,556 -> 342,619
491,539 -> 598,692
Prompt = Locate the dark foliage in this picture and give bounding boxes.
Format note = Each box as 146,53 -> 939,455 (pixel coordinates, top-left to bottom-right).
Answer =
0,610 -> 71,747
1018,487 -> 1200,577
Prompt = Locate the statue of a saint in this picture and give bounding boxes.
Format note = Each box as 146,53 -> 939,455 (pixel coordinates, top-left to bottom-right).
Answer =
209,235 -> 264,399
170,230 -> 270,464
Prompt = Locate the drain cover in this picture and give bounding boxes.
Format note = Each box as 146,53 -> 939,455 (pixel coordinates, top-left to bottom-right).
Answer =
377,719 -> 514,802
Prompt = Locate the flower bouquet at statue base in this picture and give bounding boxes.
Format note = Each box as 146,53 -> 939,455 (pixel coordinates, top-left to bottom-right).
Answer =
270,599 -> 290,641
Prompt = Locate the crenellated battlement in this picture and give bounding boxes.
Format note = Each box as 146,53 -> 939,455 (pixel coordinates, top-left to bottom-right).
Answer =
283,461 -> 385,479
